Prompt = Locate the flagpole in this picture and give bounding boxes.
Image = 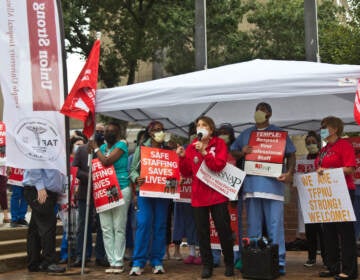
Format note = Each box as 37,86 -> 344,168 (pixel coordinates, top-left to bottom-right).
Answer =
55,0 -> 73,271
81,32 -> 101,275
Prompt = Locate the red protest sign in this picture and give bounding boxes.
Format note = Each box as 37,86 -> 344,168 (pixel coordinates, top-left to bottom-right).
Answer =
140,146 -> 180,199
92,158 -> 124,213
176,177 -> 192,203
244,130 -> 287,177
210,203 -> 239,251
7,167 -> 24,186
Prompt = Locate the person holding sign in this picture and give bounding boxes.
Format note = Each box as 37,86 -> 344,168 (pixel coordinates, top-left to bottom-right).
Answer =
177,116 -> 234,279
129,121 -> 171,276
91,122 -> 131,274
315,116 -> 358,280
230,102 -> 296,276
299,131 -> 326,268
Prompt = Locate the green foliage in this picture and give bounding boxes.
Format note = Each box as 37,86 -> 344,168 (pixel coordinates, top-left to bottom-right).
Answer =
61,0 -> 360,88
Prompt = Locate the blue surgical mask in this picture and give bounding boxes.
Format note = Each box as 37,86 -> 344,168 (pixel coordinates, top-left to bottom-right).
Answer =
320,128 -> 329,140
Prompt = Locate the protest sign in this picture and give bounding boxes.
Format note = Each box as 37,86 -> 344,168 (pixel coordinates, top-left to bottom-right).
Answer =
196,162 -> 245,200
7,168 -> 24,186
295,168 -> 356,223
210,203 -> 239,250
140,146 -> 180,199
174,177 -> 192,203
244,130 -> 287,177
92,158 -> 124,213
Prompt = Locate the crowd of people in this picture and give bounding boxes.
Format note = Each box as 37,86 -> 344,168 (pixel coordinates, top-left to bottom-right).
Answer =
1,102 -> 360,280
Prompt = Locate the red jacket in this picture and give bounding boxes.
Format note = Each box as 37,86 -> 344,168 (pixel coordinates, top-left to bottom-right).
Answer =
179,136 -> 229,207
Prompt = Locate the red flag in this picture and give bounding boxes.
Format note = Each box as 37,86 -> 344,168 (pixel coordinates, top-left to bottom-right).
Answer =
61,39 -> 100,138
354,80 -> 360,125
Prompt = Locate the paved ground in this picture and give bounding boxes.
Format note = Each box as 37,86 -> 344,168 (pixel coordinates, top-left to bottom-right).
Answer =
0,248 -> 348,280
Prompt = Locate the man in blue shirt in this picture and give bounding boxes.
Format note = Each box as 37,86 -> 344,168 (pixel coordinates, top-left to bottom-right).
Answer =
231,102 -> 296,275
22,169 -> 66,273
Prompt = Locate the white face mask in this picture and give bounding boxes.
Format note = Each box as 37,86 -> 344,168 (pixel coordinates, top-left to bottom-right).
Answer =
153,131 -> 165,143
196,128 -> 209,139
306,144 -> 319,154
254,110 -> 267,124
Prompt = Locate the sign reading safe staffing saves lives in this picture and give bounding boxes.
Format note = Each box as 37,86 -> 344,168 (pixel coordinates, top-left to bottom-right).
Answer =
140,146 -> 180,199
92,158 -> 124,213
244,130 -> 287,177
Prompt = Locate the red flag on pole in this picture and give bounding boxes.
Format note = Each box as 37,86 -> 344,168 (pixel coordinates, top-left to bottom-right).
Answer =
354,80 -> 360,125
61,38 -> 101,138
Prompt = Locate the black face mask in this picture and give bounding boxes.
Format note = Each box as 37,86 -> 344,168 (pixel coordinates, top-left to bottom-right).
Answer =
95,132 -> 105,146
104,132 -> 117,145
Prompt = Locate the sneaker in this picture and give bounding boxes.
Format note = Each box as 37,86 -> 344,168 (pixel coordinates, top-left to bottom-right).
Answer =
173,252 -> 182,261
183,255 -> 195,264
279,265 -> 286,276
153,265 -> 165,274
304,259 -> 316,267
17,219 -> 29,226
105,268 -> 113,274
193,256 -> 202,265
129,266 -> 143,276
112,266 -> 124,274
235,259 -> 242,271
10,221 -> 19,228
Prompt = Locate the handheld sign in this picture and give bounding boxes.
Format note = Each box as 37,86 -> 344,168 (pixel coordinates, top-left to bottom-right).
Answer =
210,203 -> 239,250
92,158 -> 124,213
196,161 -> 245,200
244,130 -> 287,177
174,177 -> 192,203
140,146 -> 180,199
295,168 -> 356,223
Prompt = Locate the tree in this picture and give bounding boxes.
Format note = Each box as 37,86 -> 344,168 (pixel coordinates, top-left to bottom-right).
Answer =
245,0 -> 360,64
61,0 -> 251,85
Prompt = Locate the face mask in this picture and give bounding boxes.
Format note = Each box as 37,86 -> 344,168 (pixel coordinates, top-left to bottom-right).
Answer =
306,144 -> 319,154
196,128 -> 209,139
154,131 -> 165,143
95,132 -> 105,146
254,110 -> 267,124
219,134 -> 230,144
320,128 -> 329,141
72,145 -> 79,154
104,132 -> 117,144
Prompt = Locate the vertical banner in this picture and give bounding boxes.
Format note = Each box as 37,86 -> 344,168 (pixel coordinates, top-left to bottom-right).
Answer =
0,0 -> 66,174
92,158 -> 124,213
140,146 -> 180,199
295,168 -> 356,223
346,137 -> 360,184
0,122 -> 6,175
244,130 -> 287,177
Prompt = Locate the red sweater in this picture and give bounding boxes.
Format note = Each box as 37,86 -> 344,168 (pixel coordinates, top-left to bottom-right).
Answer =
179,136 -> 229,207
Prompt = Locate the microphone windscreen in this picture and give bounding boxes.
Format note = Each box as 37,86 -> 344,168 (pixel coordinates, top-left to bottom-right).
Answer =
197,132 -> 203,141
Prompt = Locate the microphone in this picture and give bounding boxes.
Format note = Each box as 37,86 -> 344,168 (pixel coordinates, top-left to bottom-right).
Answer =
197,132 -> 203,141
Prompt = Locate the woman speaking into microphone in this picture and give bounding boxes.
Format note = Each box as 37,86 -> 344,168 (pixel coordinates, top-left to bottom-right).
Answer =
176,116 -> 234,279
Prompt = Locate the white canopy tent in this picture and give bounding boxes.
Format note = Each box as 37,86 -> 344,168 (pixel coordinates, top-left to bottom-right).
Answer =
96,59 -> 360,137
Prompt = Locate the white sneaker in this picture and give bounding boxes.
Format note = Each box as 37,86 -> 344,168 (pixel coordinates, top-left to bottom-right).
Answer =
105,268 -> 113,273
153,265 -> 165,274
129,266 -> 143,276
112,266 -> 124,274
